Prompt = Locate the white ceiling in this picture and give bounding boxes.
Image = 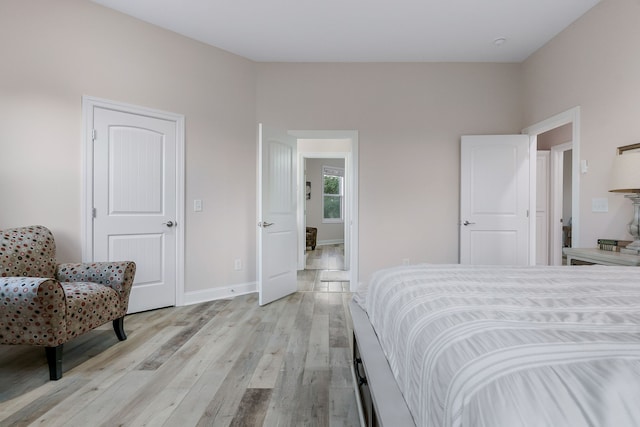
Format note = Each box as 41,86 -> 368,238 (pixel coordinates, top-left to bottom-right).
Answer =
91,0 -> 600,63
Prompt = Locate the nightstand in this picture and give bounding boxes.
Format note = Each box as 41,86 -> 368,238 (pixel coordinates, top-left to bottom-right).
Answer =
563,248 -> 640,266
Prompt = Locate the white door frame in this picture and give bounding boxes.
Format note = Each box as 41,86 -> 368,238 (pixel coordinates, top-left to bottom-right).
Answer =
81,95 -> 186,306
523,106 -> 581,249
291,130 -> 359,291
550,142 -> 573,265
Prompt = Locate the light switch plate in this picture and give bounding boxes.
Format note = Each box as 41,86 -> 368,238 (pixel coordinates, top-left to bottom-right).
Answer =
581,159 -> 589,174
592,198 -> 608,212
194,199 -> 203,212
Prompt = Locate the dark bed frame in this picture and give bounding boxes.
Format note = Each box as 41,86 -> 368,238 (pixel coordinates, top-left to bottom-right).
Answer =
350,300 -> 416,427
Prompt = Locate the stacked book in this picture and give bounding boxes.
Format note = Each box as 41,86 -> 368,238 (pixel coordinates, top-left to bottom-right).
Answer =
598,239 -> 632,252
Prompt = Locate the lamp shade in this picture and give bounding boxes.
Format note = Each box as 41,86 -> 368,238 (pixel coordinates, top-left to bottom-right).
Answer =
610,152 -> 640,193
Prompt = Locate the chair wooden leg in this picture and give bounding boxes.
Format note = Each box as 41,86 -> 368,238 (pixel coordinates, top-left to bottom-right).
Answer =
113,316 -> 127,341
45,345 -> 63,380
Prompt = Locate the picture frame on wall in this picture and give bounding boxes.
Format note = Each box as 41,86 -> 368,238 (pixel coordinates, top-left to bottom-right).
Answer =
617,143 -> 640,154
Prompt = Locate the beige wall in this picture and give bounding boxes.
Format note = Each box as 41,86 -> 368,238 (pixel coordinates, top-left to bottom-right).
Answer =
523,0 -> 640,246
538,123 -> 572,150
0,0 -> 257,293
5,0 -> 636,296
256,62 -> 523,281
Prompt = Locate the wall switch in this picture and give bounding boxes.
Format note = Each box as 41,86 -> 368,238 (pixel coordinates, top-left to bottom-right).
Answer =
194,199 -> 203,212
592,198 -> 608,213
581,159 -> 589,174
234,259 -> 242,270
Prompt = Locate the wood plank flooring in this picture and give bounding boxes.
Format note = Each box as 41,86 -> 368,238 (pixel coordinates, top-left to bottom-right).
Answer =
305,244 -> 345,271
297,270 -> 350,293
0,282 -> 360,426
302,244 -> 349,292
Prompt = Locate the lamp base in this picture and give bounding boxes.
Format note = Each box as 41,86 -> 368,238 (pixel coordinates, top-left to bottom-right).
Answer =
623,194 -> 640,253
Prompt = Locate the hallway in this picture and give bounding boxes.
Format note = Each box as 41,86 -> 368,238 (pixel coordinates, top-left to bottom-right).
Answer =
300,244 -> 349,292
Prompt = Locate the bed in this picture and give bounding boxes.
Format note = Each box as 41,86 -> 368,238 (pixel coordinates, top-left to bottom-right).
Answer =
350,264 -> 640,427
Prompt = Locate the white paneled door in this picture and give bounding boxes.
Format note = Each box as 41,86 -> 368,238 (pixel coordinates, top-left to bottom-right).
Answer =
92,106 -> 178,313
257,124 -> 298,306
460,135 -> 531,265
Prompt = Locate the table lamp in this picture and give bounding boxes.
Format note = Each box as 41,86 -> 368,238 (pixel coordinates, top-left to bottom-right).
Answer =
609,151 -> 640,254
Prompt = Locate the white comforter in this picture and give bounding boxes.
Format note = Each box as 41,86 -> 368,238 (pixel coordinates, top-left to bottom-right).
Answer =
354,264 -> 640,427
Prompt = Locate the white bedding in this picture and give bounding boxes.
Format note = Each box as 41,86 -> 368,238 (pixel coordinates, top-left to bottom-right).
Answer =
354,264 -> 640,427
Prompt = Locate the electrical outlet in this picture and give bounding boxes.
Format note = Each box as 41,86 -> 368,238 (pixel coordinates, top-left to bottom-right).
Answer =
234,259 -> 242,270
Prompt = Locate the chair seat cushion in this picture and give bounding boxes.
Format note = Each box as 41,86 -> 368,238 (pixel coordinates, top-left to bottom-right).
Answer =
62,282 -> 121,339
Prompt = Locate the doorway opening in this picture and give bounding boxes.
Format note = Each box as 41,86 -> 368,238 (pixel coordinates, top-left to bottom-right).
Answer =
537,127 -> 573,265
552,142 -> 573,265
524,107 -> 581,264
292,131 -> 359,292
303,159 -> 345,269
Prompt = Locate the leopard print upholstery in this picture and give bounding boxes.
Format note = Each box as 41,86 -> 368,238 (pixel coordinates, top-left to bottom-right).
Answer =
0,277 -> 66,345
0,226 -> 136,347
0,225 -> 57,278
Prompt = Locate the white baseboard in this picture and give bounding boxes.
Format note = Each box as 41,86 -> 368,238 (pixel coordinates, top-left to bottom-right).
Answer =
182,282 -> 257,306
317,239 -> 345,246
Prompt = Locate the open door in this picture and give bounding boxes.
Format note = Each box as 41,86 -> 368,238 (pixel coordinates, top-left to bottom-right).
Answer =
460,135 -> 531,265
257,124 -> 298,305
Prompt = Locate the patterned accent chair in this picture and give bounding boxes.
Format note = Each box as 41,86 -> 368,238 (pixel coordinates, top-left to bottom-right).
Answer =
306,227 -> 317,250
0,225 -> 136,380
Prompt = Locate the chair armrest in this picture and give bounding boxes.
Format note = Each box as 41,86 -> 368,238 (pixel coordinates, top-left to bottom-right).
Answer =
0,277 -> 67,346
56,262 -> 136,298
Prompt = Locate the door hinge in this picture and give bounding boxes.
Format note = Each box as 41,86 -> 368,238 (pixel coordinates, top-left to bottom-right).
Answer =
526,209 -> 530,218
92,129 -> 97,141
92,207 -> 97,218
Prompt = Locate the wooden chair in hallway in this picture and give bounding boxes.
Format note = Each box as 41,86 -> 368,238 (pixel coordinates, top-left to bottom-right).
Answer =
306,227 -> 317,250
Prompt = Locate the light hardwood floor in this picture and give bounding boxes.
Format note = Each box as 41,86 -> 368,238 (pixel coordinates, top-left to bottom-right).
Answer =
302,244 -> 349,293
297,270 -> 350,293
305,244 -> 345,271
0,287 -> 360,426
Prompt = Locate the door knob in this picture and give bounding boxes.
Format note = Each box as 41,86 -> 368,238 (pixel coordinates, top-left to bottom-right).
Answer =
462,220 -> 476,226
163,221 -> 175,227
259,221 -> 274,228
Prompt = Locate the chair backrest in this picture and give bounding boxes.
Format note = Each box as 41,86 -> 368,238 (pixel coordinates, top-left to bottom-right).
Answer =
0,225 -> 57,278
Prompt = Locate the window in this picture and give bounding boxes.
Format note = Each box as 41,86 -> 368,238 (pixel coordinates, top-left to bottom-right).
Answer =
322,165 -> 344,223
